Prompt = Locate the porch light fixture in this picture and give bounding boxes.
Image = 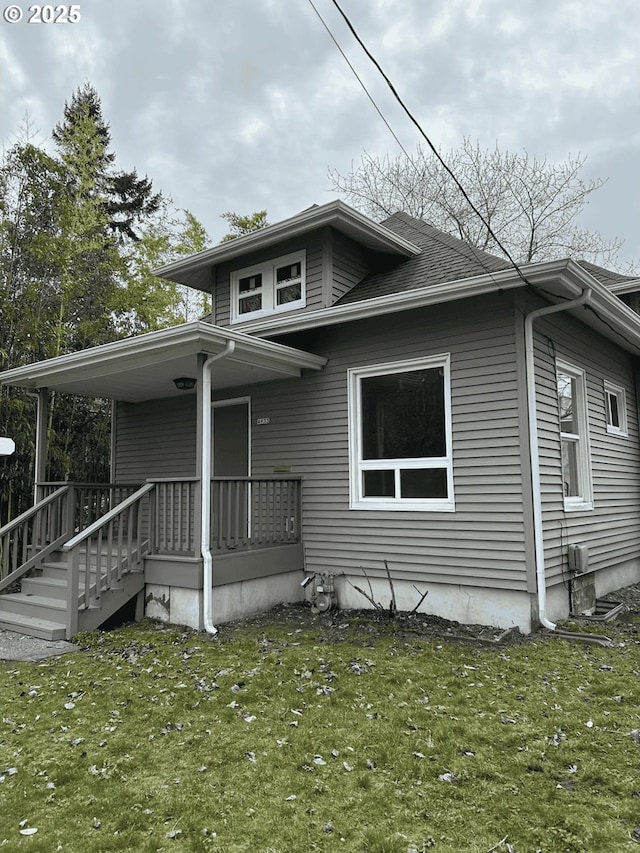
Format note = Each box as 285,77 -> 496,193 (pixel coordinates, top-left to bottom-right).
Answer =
173,376 -> 197,391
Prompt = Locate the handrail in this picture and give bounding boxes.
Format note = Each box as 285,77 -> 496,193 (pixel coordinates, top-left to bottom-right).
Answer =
147,477 -> 199,484
0,485 -> 70,538
37,481 -> 141,489
0,486 -> 73,591
63,481 -> 156,637
62,482 -> 156,551
211,476 -> 302,482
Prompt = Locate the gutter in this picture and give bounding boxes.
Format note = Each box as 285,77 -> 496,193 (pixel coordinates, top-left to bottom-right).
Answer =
200,340 -> 236,635
524,288 -> 592,630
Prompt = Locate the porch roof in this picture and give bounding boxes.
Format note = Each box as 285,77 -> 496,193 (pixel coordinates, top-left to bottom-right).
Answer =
0,322 -> 327,403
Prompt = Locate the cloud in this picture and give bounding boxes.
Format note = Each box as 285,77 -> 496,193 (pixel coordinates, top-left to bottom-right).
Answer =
0,0 -> 638,262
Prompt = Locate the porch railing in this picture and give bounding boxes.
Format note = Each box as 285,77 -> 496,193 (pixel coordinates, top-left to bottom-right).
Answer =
148,476 -> 302,555
38,482 -> 140,531
151,479 -> 198,554
63,482 -> 154,637
2,476 -> 302,593
211,477 -> 301,552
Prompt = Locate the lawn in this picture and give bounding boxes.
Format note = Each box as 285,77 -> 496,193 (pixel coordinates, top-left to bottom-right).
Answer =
1,605 -> 639,853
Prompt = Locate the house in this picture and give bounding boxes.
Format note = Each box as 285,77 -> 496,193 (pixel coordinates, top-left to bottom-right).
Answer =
1,199 -> 640,640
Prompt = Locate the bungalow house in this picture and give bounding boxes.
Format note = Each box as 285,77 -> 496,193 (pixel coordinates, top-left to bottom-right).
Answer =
1,199 -> 640,640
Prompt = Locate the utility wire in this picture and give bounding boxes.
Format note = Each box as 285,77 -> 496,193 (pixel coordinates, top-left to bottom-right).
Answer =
328,0 -> 534,288
308,0 -> 511,287
306,0 -> 412,161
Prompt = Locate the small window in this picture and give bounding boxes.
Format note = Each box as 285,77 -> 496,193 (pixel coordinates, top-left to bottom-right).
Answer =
231,252 -> 305,322
238,272 -> 263,315
557,360 -> 592,511
604,381 -> 627,436
348,355 -> 454,511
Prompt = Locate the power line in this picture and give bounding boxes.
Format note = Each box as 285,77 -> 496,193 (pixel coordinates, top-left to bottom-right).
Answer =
308,0 -> 513,287
310,2 -> 634,352
306,0 -> 412,161
328,0 -> 534,288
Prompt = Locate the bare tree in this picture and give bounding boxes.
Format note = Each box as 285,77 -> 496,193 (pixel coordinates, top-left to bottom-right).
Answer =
329,138 -> 625,268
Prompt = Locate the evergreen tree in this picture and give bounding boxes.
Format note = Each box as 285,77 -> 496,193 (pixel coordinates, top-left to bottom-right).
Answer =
220,209 -> 269,242
0,86 -> 207,519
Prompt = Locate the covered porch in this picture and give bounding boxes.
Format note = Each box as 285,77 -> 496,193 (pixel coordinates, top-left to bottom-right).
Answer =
0,322 -> 326,638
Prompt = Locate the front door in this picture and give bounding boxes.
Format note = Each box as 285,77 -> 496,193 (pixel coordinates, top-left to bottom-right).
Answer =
212,400 -> 250,477
212,399 -> 250,547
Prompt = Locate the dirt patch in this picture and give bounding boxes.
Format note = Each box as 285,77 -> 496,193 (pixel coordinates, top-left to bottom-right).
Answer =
225,580 -> 640,646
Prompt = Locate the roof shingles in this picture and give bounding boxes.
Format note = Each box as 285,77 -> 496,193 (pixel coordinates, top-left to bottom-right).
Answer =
337,212 -> 511,304
338,212 -> 639,304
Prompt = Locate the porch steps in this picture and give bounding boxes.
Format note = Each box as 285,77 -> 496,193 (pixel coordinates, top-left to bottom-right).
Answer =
0,545 -> 145,641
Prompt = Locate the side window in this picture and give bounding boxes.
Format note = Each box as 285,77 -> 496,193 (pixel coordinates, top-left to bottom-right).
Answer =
556,360 -> 592,511
604,381 -> 627,436
348,355 -> 454,511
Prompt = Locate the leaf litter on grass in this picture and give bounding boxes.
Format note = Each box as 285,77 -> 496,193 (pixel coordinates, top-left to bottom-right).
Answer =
0,603 -> 638,852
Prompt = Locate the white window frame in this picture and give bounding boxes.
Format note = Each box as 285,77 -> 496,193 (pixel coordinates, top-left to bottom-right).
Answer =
348,354 -> 454,512
556,360 -> 593,512
230,251 -> 306,323
604,381 -> 628,436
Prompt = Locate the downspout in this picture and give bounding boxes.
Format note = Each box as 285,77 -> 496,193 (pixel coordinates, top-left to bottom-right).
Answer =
524,287 -> 592,630
201,340 -> 236,634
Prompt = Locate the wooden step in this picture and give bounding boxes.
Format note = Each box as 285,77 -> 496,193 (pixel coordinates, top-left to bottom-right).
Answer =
22,576 -> 69,600
0,609 -> 66,640
0,592 -> 66,623
2,538 -> 145,639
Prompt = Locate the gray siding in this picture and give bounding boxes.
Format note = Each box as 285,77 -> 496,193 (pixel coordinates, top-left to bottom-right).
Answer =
242,294 -> 531,591
331,231 -> 370,303
113,290 -> 640,598
114,396 -> 197,481
532,311 -> 640,586
210,229 -> 371,326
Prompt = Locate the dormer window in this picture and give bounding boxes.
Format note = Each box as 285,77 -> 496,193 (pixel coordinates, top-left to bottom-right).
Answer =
231,251 -> 306,322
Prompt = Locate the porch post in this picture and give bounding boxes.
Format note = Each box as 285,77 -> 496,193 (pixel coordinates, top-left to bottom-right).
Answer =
109,401 -> 117,483
33,387 -> 49,504
193,353 -> 206,554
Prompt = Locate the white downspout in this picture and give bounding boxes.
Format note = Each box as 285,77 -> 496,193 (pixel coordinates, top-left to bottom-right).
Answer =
524,288 -> 591,630
201,341 -> 236,635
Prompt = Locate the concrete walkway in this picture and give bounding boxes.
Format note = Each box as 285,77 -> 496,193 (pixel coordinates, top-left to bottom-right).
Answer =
0,629 -> 80,662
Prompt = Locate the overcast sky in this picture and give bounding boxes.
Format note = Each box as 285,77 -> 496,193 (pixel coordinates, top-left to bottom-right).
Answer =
1,0 -> 639,267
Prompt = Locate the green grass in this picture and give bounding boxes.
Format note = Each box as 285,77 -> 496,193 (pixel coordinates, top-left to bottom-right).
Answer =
1,608 -> 639,853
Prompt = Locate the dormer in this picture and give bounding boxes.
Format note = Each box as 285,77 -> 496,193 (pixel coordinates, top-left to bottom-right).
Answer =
154,200 -> 420,331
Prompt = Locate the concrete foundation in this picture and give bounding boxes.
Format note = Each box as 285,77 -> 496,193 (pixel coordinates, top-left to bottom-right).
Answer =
332,575 -> 534,633
144,558 -> 639,635
537,557 -> 640,627
144,570 -> 305,630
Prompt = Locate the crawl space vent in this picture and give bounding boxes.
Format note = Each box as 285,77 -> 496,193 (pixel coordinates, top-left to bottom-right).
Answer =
571,598 -> 625,622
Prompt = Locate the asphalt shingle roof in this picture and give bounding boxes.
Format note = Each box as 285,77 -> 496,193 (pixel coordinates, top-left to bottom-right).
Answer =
337,212 -> 511,304
337,212 -> 639,304
576,260 -> 639,288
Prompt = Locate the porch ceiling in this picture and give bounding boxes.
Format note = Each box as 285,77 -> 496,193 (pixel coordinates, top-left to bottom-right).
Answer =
0,322 -> 327,403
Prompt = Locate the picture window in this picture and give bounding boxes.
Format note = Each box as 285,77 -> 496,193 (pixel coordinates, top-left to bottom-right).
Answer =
348,355 -> 454,512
